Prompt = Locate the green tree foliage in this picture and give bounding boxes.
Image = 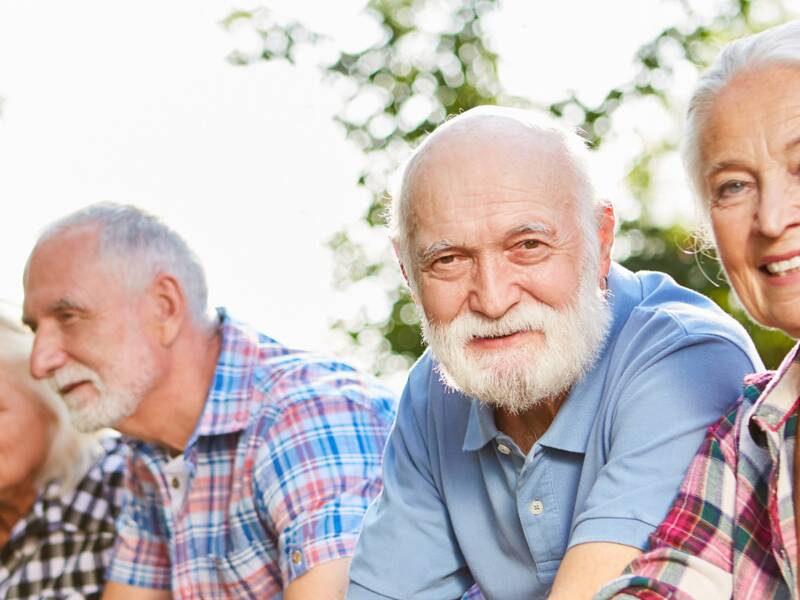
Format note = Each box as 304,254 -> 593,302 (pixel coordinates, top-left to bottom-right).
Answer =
225,0 -> 794,371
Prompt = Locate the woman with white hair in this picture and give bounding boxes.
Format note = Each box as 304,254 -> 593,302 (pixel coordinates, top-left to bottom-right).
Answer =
597,19 -> 800,599
0,304 -> 126,599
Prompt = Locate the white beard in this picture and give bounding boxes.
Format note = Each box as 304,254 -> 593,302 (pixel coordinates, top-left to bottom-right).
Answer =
421,269 -> 612,415
52,349 -> 156,432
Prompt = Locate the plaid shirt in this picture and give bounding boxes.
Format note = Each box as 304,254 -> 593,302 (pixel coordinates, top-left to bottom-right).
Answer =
0,435 -> 127,600
597,344 -> 800,599
107,309 -> 396,598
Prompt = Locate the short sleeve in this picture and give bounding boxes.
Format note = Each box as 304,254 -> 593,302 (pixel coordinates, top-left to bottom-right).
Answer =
570,334 -> 756,550
106,452 -> 172,589
348,363 -> 473,600
253,376 -> 395,585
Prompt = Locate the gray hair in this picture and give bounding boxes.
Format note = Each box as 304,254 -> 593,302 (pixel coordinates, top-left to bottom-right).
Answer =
0,302 -> 101,494
37,203 -> 211,326
684,20 -> 800,206
389,106 -> 605,293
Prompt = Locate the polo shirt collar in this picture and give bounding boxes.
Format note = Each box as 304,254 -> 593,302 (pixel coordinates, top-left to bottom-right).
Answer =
462,393 -> 499,451
461,263 -> 641,454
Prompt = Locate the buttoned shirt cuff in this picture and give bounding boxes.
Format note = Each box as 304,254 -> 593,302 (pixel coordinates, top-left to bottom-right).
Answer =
283,531 -> 360,583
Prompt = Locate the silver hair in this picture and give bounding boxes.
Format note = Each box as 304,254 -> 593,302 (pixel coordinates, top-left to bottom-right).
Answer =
388,105 -> 605,293
684,20 -> 800,207
36,203 -> 212,327
0,302 -> 101,494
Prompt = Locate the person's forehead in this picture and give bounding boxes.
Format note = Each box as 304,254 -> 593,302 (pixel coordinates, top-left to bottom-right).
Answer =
703,64 -> 800,147
410,139 -> 579,229
23,227 -> 112,313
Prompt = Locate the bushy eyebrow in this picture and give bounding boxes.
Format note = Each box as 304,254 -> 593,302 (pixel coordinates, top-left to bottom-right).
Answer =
507,222 -> 552,237
705,160 -> 750,179
22,298 -> 86,332
707,137 -> 800,179
417,239 -> 458,265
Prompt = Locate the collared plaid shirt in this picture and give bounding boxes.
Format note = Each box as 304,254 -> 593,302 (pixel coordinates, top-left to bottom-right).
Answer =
107,309 -> 396,598
0,435 -> 127,600
597,344 -> 800,600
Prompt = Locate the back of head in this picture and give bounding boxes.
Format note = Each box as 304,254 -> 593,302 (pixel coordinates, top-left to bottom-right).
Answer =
0,302 -> 98,493
684,20 -> 800,203
36,203 -> 211,327
389,105 -> 602,290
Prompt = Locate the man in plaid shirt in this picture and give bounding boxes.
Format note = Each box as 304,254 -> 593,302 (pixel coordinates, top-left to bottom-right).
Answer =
22,203 -> 396,599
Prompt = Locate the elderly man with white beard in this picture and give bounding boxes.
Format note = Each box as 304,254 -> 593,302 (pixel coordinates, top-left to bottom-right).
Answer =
346,106 -> 763,600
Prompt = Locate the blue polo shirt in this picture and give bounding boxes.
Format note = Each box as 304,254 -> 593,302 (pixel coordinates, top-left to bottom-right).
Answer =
347,264 -> 762,600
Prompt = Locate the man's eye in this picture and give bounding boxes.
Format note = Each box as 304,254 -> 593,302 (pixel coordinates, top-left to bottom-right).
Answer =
521,240 -> 541,250
435,255 -> 456,265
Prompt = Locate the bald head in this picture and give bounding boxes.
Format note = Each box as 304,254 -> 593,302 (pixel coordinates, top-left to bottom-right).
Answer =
390,106 -> 602,291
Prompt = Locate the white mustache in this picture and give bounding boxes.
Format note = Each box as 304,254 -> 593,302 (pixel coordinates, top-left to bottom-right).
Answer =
430,301 -> 558,345
52,363 -> 103,393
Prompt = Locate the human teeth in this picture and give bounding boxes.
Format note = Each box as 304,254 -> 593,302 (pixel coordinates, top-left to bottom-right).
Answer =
766,255 -> 800,274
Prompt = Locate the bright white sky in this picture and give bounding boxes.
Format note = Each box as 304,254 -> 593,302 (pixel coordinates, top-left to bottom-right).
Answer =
1,0 -> 794,370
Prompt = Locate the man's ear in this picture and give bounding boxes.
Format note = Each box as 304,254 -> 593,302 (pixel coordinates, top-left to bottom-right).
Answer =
147,273 -> 186,347
392,239 -> 419,304
597,202 -> 615,285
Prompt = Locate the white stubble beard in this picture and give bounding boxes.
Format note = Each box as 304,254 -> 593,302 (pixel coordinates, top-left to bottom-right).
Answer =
51,343 -> 158,433
420,266 -> 612,415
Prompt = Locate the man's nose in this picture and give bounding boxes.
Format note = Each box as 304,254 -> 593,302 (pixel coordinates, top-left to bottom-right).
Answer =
468,258 -> 521,320
30,326 -> 68,380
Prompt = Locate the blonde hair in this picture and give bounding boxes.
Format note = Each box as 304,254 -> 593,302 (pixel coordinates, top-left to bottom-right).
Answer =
0,302 -> 100,494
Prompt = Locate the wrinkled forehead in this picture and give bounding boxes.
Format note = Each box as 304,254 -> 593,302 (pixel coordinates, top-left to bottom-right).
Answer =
25,224 -> 103,278
406,129 -> 581,226
22,226 -> 117,317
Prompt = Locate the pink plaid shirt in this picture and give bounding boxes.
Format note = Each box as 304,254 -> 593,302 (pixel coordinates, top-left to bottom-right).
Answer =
597,344 -> 800,599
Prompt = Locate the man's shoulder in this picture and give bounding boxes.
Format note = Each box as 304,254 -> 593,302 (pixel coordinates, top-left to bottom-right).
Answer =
614,268 -> 757,357
221,312 -> 396,414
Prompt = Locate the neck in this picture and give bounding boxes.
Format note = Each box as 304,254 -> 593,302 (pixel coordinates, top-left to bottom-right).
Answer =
117,325 -> 222,453
495,391 -> 568,455
0,483 -> 38,548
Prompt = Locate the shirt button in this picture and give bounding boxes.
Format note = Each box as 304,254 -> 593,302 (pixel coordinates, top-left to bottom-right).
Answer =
291,550 -> 303,564
497,443 -> 511,455
171,477 -> 180,489
528,499 -> 545,516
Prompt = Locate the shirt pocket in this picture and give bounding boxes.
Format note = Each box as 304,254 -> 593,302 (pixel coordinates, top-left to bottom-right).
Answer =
212,543 -> 281,599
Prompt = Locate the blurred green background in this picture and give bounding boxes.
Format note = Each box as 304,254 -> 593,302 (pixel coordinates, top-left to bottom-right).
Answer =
226,0 -> 796,373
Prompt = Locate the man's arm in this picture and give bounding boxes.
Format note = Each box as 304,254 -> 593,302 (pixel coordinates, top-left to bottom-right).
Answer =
562,327 -> 755,597
547,543 -> 640,600
253,366 -> 397,594
347,358 -> 473,599
102,582 -> 172,599
284,558 -> 350,600
593,399 -> 746,599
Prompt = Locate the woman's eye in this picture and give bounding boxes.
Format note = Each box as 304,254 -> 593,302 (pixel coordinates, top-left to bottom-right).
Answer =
717,180 -> 747,197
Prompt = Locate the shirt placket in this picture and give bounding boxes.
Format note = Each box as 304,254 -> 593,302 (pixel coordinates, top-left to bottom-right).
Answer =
516,445 -> 563,574
764,422 -> 798,597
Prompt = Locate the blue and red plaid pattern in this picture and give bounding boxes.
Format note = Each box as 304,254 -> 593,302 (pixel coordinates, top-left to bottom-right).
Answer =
107,309 -> 396,598
596,344 -> 800,599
